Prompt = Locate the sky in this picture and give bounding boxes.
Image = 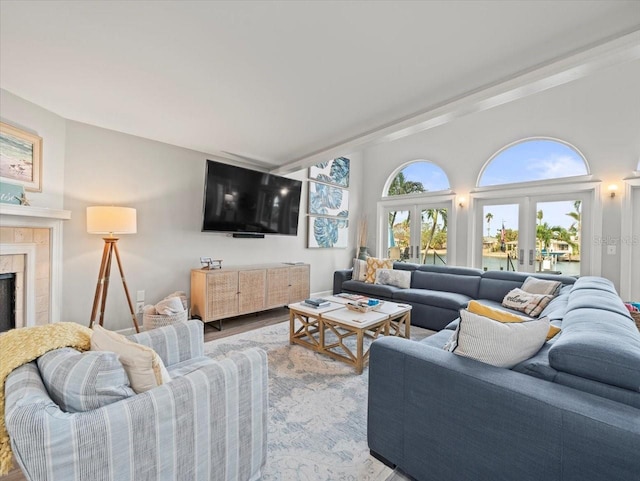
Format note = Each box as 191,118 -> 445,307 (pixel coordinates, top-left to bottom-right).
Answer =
392,139 -> 586,235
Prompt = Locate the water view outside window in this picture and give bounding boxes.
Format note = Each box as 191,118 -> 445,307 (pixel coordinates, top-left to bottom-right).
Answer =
386,162 -> 450,264
481,201 -> 581,276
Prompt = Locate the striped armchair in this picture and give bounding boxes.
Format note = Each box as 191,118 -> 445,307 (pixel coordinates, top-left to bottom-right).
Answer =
5,320 -> 268,481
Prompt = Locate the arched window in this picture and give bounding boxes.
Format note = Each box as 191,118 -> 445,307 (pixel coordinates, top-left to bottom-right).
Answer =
385,161 -> 450,197
473,138 -> 597,278
478,138 -> 589,187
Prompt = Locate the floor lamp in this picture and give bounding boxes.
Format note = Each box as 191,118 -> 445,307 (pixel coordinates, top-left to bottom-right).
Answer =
87,206 -> 140,332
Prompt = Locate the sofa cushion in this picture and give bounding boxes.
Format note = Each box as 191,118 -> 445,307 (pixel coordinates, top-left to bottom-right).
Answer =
570,276 -> 618,294
512,344 -> 558,382
394,289 -> 472,311
166,356 -> 214,378
375,268 -> 411,288
538,286 -> 571,321
419,329 -> 453,348
365,257 -> 393,283
341,279 -> 400,299
548,307 -> 640,392
502,288 -> 553,317
37,347 -> 135,412
567,288 -> 632,317
91,324 -> 171,393
411,271 -> 480,298
444,309 -> 550,368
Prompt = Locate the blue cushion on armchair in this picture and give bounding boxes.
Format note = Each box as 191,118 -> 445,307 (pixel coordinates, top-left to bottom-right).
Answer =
38,347 -> 135,412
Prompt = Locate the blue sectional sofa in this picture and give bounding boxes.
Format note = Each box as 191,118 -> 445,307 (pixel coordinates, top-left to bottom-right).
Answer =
333,263 -> 577,330
367,276 -> 640,481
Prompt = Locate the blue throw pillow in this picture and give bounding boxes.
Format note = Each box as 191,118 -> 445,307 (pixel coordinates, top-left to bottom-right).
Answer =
38,347 -> 135,412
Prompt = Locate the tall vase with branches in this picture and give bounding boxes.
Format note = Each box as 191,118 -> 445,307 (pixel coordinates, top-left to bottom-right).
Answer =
357,218 -> 368,260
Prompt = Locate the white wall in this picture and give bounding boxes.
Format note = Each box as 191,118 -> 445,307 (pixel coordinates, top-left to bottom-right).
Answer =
361,60 -> 640,291
0,89 -> 66,208
62,121 -> 362,330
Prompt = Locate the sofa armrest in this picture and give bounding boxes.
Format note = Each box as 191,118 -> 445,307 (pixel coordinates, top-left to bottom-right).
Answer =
368,337 -> 640,481
129,319 -> 204,366
333,268 -> 353,294
6,348 -> 268,481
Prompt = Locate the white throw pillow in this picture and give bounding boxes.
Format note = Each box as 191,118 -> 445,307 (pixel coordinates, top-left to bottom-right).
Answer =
91,325 -> 171,393
155,296 -> 185,315
374,268 -> 411,289
352,258 -> 367,282
444,309 -> 549,368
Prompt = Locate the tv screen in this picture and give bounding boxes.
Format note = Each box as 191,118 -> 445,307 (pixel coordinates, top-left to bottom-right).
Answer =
202,160 -> 302,235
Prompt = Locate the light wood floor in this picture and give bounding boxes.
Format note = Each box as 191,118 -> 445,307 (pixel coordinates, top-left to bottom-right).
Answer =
0,307 -> 290,481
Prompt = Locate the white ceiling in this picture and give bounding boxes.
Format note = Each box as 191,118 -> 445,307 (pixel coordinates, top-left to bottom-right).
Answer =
1,1 -> 639,170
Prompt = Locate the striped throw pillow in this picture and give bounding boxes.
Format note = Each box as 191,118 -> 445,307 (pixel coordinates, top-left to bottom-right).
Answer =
444,309 -> 550,368
521,277 -> 562,296
37,347 -> 135,413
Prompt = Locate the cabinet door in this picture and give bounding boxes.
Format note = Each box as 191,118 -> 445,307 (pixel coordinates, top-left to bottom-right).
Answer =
238,269 -> 266,315
207,271 -> 238,320
266,267 -> 290,308
288,265 -> 310,303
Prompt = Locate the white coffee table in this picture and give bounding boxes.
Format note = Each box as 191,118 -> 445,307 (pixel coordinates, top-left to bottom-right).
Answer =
288,299 -> 411,374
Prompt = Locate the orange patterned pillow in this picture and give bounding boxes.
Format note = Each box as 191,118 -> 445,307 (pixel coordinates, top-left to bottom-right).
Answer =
365,257 -> 393,283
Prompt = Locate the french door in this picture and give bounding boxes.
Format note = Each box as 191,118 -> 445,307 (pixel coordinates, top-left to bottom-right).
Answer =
474,190 -> 593,276
621,179 -> 640,300
379,197 -> 454,265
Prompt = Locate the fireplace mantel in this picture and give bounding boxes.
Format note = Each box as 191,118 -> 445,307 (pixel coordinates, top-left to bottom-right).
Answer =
0,203 -> 71,220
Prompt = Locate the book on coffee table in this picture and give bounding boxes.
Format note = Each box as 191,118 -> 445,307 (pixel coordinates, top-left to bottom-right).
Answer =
303,297 -> 330,308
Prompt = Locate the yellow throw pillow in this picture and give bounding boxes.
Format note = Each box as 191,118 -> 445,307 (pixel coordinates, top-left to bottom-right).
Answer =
467,300 -> 561,341
91,325 -> 170,393
546,325 -> 561,340
365,257 -> 393,283
467,300 -> 529,323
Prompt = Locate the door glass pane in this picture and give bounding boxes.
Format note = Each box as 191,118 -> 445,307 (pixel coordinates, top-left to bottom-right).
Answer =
535,200 -> 581,276
482,204 -> 519,272
387,209 -> 412,261
420,207 -> 448,265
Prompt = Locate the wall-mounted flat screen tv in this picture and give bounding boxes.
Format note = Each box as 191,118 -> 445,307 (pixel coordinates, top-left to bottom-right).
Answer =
202,160 -> 302,235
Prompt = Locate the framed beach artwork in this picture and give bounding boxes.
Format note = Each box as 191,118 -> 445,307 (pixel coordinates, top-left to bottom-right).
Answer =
307,216 -> 349,248
309,156 -> 350,187
308,181 -> 349,217
0,122 -> 42,192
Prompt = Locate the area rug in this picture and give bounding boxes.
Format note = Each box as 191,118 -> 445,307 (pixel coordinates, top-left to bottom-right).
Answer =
204,319 -> 432,481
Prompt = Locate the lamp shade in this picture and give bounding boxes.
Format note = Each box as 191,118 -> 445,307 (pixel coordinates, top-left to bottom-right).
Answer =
87,206 -> 137,235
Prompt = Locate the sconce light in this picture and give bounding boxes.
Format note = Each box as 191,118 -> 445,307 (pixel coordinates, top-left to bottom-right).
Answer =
608,184 -> 618,198
458,196 -> 466,208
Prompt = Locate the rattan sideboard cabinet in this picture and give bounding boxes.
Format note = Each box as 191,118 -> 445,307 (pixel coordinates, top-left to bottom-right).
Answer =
190,263 -> 310,328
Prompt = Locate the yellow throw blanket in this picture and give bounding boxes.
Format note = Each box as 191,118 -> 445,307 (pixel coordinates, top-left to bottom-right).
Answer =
0,322 -> 93,475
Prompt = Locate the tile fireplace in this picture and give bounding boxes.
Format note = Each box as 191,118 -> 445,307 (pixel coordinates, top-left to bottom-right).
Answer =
0,204 -> 71,329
